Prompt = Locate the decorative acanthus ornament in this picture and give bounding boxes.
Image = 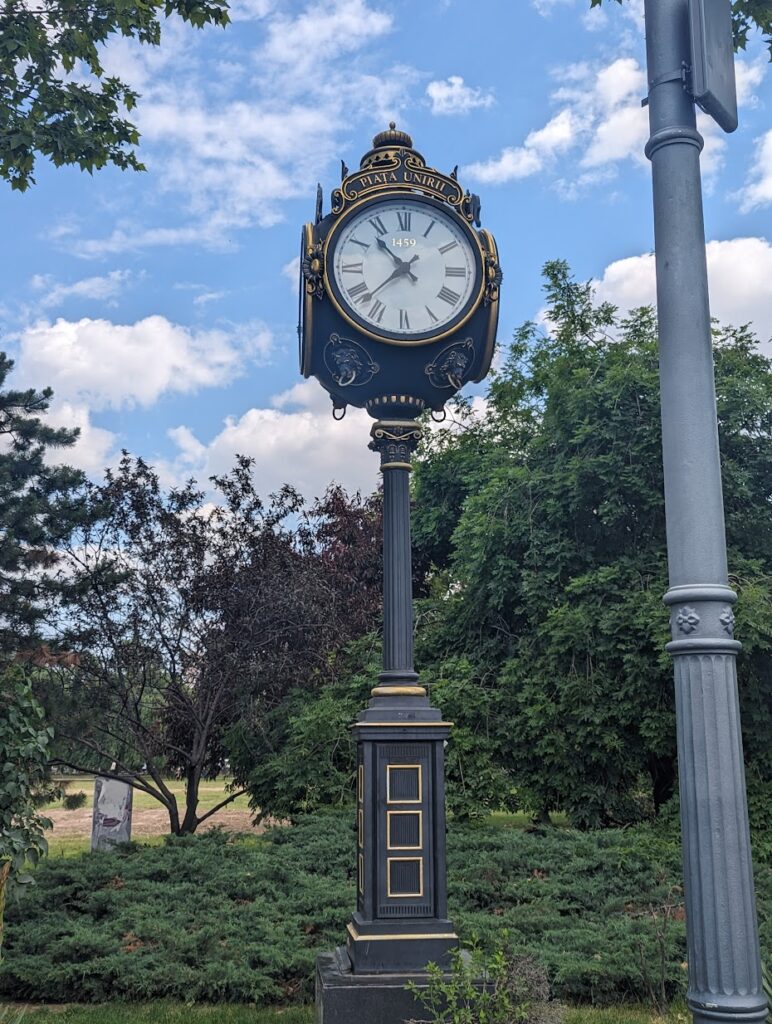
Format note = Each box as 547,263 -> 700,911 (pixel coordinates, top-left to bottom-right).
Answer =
301,240 -> 325,299
720,607 -> 736,635
483,250 -> 503,306
368,420 -> 422,467
676,606 -> 701,634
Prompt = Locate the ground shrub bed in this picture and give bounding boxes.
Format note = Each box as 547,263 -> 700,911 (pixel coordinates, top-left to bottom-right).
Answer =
1,815 -> 769,1009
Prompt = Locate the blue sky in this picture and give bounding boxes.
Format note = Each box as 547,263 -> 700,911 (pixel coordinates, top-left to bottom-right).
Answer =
2,0 -> 770,501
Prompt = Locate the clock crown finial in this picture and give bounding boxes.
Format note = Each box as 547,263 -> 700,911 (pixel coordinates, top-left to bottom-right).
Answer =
371,122 -> 413,150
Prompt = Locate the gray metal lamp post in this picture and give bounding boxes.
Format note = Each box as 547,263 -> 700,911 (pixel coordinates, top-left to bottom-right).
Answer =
643,1 -> 766,1021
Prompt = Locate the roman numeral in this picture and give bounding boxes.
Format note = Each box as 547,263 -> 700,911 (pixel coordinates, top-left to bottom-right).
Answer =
348,281 -> 369,302
342,262 -> 363,274
439,240 -> 458,254
425,305 -> 439,323
350,236 -> 369,250
399,309 -> 410,330
423,219 -> 436,238
437,286 -> 460,305
368,299 -> 386,323
445,266 -> 466,278
397,211 -> 412,231
368,216 -> 387,236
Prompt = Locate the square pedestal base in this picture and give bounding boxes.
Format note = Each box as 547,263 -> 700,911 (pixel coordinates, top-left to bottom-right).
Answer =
316,947 -> 441,1024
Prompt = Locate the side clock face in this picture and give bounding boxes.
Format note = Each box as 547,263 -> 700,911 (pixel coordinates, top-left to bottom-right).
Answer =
326,196 -> 482,343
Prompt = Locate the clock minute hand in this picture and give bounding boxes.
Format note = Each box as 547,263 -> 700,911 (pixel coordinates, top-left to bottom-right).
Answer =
368,265 -> 405,299
367,256 -> 421,299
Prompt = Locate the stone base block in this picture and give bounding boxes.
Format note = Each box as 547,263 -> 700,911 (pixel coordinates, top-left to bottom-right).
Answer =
316,947 -> 444,1024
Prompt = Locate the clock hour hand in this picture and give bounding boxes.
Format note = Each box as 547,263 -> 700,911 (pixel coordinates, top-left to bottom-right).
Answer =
376,237 -> 419,280
376,236 -> 404,266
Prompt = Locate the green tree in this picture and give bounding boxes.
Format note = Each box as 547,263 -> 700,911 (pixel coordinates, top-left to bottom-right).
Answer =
412,261 -> 772,827
0,0 -> 229,191
0,666 -> 52,956
44,458 -> 383,834
0,353 -> 86,647
590,0 -> 772,59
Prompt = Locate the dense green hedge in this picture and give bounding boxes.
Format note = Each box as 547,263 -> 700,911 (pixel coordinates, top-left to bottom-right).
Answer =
1,814 -> 769,1007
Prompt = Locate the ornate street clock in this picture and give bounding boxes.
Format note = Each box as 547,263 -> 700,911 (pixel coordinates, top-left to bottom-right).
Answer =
304,127 -> 502,1024
299,123 -> 500,419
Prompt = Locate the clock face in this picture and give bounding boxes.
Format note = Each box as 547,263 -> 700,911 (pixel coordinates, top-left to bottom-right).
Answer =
327,197 -> 481,342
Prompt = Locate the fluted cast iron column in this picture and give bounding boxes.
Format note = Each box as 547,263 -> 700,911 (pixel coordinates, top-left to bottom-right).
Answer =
643,2 -> 766,1022
375,420 -> 421,690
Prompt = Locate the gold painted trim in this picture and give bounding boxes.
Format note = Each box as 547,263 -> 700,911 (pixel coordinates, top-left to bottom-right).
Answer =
476,228 -> 500,380
322,190 -> 486,347
347,922 -> 458,942
357,764 -> 364,802
300,222 -> 315,377
358,808 -> 364,848
358,853 -> 364,894
354,721 -> 454,728
379,462 -> 413,472
387,856 -> 424,898
370,685 -> 426,696
386,764 -> 422,804
387,810 -> 423,850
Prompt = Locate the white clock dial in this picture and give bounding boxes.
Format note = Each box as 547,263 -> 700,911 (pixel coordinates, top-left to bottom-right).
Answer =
330,198 -> 479,339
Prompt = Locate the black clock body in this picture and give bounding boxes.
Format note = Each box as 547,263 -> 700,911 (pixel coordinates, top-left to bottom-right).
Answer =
299,128 -> 501,420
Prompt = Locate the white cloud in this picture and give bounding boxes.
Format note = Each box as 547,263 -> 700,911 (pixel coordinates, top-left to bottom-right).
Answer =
167,379 -> 378,501
13,315 -> 273,411
579,58 -> 648,168
464,57 -> 646,188
282,256 -> 300,292
426,76 -> 494,116
738,130 -> 772,213
735,56 -> 767,107
193,290 -> 227,307
30,270 -> 131,309
74,0 -> 410,256
45,402 -> 118,477
531,0 -> 575,15
464,109 -> 581,184
227,0 -> 274,20
261,0 -> 392,75
593,237 -> 772,352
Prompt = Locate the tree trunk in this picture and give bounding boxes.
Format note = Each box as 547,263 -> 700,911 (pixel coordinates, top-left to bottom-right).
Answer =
648,753 -> 676,814
0,860 -> 10,957
178,766 -> 202,835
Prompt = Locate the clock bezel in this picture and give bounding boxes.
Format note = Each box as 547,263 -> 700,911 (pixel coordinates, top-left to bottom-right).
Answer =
323,191 -> 486,346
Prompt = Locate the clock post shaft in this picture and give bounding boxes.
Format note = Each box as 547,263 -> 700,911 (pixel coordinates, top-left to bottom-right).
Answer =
371,420 -> 422,690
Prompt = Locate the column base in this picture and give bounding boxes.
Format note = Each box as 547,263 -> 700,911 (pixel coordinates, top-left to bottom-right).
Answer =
316,947 -> 462,1024
347,914 -> 457,973
688,995 -> 769,1024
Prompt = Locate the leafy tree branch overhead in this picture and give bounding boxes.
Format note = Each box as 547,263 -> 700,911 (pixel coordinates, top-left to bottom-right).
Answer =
0,0 -> 230,190
591,0 -> 772,59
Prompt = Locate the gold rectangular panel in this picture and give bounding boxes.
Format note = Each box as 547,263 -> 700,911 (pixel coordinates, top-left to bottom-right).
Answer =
358,853 -> 364,894
387,856 -> 424,898
357,764 -> 363,802
386,764 -> 422,804
387,810 -> 422,850
358,808 -> 364,848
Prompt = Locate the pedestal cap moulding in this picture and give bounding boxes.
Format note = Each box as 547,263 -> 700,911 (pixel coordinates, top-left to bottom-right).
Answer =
299,123 -> 501,421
